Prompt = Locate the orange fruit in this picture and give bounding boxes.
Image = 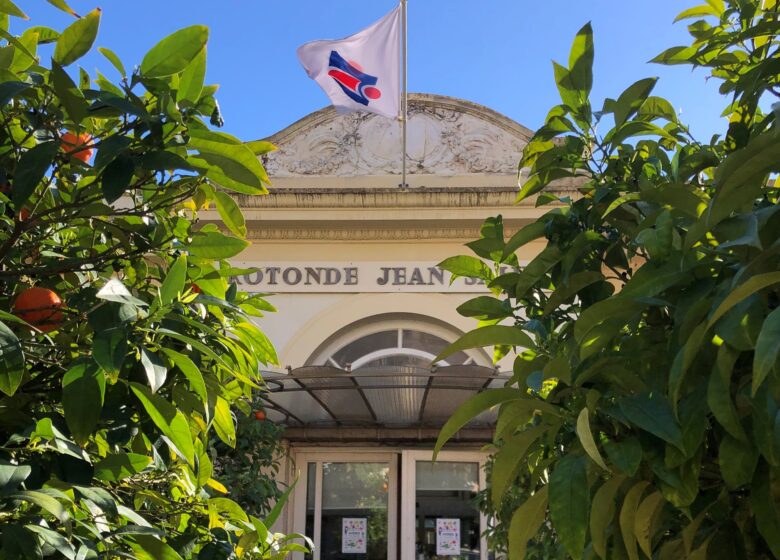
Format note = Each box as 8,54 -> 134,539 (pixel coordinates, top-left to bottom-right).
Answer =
13,287 -> 64,332
60,132 -> 94,164
253,410 -> 266,421
19,208 -> 29,221
191,284 -> 202,294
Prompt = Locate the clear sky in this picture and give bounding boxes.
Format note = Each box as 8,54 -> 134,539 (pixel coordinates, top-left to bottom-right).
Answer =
19,1 -> 727,143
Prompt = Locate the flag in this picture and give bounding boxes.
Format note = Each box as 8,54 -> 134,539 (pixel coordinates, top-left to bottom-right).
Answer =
297,6 -> 400,118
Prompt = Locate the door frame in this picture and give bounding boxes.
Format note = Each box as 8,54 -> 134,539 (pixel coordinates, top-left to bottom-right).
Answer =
291,449 -> 399,560
401,449 -> 488,560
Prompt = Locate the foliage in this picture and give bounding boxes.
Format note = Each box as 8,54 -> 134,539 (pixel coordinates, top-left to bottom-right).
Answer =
0,3 -> 307,559
437,0 -> 780,558
213,411 -> 287,518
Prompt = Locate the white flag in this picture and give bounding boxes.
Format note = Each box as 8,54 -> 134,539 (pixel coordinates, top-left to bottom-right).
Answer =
297,7 -> 400,118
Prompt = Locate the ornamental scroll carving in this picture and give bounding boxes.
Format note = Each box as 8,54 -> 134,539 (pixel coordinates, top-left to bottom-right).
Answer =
263,96 -> 530,177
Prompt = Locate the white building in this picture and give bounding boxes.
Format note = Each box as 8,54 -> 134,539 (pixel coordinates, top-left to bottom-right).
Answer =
210,94 -> 574,560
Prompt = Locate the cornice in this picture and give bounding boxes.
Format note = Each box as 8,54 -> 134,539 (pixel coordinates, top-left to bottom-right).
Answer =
243,224 -> 521,241
234,185 -> 578,210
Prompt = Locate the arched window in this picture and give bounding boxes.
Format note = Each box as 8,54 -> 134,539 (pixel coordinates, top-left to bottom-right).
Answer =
307,315 -> 488,369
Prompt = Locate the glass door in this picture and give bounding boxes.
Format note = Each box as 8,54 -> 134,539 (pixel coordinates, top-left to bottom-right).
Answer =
293,452 -> 398,560
401,451 -> 488,560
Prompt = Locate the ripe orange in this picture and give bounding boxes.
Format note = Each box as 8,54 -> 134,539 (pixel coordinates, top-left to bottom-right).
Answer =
60,132 -> 94,164
13,287 -> 64,332
18,208 -> 29,221
191,283 -> 202,294
253,410 -> 266,421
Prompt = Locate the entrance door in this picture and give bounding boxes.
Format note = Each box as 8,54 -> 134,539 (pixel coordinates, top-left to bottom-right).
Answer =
293,452 -> 398,560
401,451 -> 488,560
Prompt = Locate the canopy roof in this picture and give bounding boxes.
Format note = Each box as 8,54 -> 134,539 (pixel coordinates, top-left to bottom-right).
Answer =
261,364 -> 509,431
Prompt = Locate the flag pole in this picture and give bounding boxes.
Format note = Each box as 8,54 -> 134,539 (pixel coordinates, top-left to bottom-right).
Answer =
400,0 -> 408,189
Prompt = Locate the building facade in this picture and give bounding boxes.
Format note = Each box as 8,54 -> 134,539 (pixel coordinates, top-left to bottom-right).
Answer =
206,94 -> 574,559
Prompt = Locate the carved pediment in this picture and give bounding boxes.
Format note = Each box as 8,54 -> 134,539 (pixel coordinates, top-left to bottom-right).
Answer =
262,93 -> 532,178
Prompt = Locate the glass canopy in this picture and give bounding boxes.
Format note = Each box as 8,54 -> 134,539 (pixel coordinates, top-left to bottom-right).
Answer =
260,364 -> 509,430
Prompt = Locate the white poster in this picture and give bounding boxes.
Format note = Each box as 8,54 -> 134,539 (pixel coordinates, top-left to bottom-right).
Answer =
436,518 -> 460,556
342,518 -> 367,554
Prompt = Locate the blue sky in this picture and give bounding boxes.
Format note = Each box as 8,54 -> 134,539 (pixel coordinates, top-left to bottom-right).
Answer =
20,1 -> 726,143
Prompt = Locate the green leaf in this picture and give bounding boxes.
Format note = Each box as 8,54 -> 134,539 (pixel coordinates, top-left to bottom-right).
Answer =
603,437 -> 642,476
213,190 -> 246,238
0,320 -> 24,396
0,461 -> 30,494
502,221 -> 547,259
437,255 -> 492,282
633,491 -> 665,558
212,396 -> 236,447
543,270 -> 603,315
50,60 -> 88,124
514,245 -> 564,299
508,486 -> 549,560
265,477 -> 297,527
130,382 -> 195,466
619,392 -> 684,450
10,490 -> 68,522
97,46 -> 125,77
245,140 -> 277,156
0,81 -> 31,107
93,326 -> 127,377
159,255 -> 187,307
619,481 -> 650,560
94,453 -> 152,482
456,296 -> 511,320
719,435 -> 757,489
674,4 -> 722,21
435,388 -> 541,456
140,25 -> 208,78
576,408 -> 609,470
140,348 -> 167,393
0,0 -> 26,19
707,272 -> 780,328
188,127 -> 270,191
130,534 -> 184,560
708,345 -> 747,441
567,22 -> 594,96
708,132 -> 780,226
492,425 -> 548,506
435,325 -> 534,362
53,8 -> 100,66
62,362 -> 105,444
178,45 -> 206,105
668,322 -> 708,406
46,0 -> 79,17
549,454 -> 590,559
753,307 -> 780,396
101,154 -> 135,203
12,141 -> 57,209
590,476 -> 625,559
160,348 -> 207,406
752,462 -> 780,558
613,77 -> 658,127
187,230 -> 249,259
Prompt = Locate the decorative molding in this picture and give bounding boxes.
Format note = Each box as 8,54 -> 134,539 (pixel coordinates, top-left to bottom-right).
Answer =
261,93 -> 533,178
243,225 -> 522,241
234,186 -> 578,210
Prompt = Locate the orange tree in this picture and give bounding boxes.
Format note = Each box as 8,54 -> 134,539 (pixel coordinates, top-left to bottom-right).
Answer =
0,3 -> 308,558
436,0 -> 780,558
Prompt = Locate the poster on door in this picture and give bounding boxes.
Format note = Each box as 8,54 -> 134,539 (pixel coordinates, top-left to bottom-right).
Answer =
436,518 -> 460,556
342,518 -> 367,554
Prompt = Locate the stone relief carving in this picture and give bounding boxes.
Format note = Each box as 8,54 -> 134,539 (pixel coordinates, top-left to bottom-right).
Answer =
263,96 -> 530,177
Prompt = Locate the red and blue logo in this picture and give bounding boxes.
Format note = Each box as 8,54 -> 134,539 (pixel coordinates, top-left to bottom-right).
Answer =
327,50 -> 382,106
